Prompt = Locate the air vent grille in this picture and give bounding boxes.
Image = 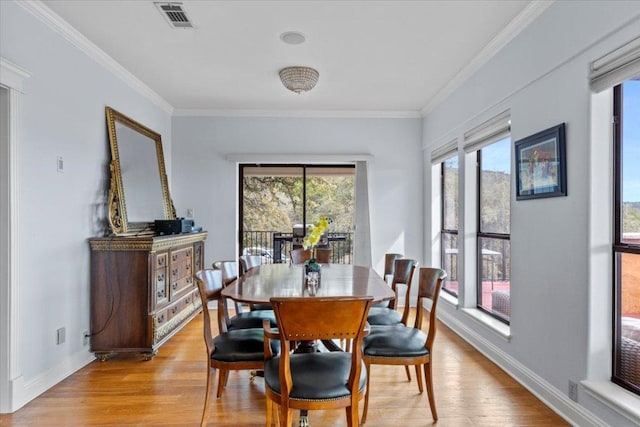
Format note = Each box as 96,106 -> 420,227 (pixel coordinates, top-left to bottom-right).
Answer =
154,2 -> 193,29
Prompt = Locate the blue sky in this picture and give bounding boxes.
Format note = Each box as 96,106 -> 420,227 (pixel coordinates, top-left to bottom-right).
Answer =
623,80 -> 640,203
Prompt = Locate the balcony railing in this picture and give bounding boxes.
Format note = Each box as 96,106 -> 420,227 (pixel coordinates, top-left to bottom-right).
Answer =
242,231 -> 353,264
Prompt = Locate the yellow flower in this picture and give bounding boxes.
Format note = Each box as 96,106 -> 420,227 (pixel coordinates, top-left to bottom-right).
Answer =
302,216 -> 332,249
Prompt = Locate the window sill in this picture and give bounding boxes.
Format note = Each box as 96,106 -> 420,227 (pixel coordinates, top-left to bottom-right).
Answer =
461,308 -> 511,342
582,381 -> 640,425
440,291 -> 459,308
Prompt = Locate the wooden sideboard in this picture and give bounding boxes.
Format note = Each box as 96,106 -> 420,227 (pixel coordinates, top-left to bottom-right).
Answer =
89,231 -> 207,360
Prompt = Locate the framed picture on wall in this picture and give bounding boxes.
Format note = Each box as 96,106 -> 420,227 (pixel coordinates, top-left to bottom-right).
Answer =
515,123 -> 567,200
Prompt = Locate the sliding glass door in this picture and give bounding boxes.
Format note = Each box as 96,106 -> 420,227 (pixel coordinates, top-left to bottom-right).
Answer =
240,164 -> 355,264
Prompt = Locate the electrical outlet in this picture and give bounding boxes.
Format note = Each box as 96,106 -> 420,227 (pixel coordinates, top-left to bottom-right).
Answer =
568,380 -> 578,402
57,156 -> 64,173
56,327 -> 66,345
186,208 -> 194,218
83,330 -> 90,346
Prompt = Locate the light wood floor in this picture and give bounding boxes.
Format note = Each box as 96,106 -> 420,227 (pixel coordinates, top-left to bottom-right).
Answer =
1,309 -> 568,426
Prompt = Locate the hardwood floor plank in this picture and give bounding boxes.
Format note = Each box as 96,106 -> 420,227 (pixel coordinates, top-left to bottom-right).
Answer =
1,309 -> 568,426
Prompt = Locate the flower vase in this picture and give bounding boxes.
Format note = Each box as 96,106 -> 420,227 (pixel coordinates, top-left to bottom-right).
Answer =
304,254 -> 321,289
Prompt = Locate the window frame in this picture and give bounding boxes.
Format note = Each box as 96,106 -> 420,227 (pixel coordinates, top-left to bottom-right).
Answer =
440,156 -> 459,297
476,144 -> 511,324
612,83 -> 640,395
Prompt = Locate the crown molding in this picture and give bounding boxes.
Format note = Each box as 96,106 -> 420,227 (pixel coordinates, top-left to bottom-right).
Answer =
420,0 -> 554,116
16,1 -> 174,115
173,108 -> 421,119
0,58 -> 31,93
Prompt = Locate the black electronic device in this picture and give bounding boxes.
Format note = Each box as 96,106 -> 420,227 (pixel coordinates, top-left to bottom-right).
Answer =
154,218 -> 195,235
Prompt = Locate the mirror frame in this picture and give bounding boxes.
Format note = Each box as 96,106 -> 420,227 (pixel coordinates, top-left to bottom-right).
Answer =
105,106 -> 176,235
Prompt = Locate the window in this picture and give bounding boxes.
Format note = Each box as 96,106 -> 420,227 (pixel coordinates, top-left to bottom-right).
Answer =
613,78 -> 640,395
441,155 -> 459,296
477,137 -> 511,323
240,164 -> 355,264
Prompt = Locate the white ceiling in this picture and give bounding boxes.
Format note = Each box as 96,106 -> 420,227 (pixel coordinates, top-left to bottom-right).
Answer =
41,0 -> 549,116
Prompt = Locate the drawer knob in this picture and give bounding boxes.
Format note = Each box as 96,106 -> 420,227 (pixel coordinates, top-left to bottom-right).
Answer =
157,273 -> 164,281
186,277 -> 192,284
172,254 -> 178,261
158,258 -> 165,265
157,289 -> 165,298
171,306 -> 178,314
172,268 -> 178,276
172,282 -> 178,290
158,314 -> 165,324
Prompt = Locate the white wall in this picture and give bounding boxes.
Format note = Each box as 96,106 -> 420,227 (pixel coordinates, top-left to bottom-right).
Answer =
423,2 -> 640,426
171,116 -> 423,277
0,1 -> 172,410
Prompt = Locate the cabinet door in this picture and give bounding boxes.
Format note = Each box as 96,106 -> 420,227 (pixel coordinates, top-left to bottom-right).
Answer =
154,252 -> 169,308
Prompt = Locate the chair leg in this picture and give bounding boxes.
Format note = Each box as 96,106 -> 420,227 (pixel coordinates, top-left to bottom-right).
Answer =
423,362 -> 438,421
404,365 -> 411,381
216,369 -> 229,398
415,364 -> 424,393
201,365 -> 215,427
278,403 -> 293,427
265,396 -> 273,427
345,404 -> 359,427
362,359 -> 371,424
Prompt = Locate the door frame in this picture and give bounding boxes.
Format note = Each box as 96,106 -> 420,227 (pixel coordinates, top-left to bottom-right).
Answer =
0,58 -> 29,413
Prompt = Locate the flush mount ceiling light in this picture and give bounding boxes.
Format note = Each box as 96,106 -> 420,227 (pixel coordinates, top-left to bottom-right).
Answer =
279,66 -> 319,94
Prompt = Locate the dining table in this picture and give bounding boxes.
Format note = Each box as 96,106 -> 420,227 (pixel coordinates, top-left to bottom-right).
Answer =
221,262 -> 395,304
221,263 -> 394,427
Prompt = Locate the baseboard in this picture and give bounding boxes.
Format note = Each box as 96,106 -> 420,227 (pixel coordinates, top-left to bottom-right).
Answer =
437,309 -> 607,427
12,350 -> 95,412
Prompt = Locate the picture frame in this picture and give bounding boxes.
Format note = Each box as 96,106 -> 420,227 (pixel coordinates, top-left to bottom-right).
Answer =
515,123 -> 567,200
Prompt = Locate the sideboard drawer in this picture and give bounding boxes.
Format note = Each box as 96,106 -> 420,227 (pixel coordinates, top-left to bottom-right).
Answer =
156,253 -> 168,269
154,269 -> 169,307
170,275 -> 193,299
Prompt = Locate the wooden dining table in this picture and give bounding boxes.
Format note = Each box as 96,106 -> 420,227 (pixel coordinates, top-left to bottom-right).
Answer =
221,263 -> 395,304
222,263 -> 392,427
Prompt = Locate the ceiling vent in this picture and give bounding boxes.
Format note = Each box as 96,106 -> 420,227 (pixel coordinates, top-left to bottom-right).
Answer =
154,2 -> 193,29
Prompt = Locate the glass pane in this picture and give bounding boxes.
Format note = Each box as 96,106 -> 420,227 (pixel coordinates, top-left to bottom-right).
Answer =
441,232 -> 458,296
622,80 -> 640,244
480,137 -> 511,234
478,237 -> 511,322
443,155 -> 459,231
616,252 -> 640,390
306,167 -> 355,264
242,166 -> 304,263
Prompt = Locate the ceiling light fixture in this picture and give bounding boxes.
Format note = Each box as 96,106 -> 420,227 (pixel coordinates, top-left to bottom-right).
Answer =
279,66 -> 319,94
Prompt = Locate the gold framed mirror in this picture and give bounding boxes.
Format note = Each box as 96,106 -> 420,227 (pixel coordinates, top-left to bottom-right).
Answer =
105,106 -> 176,235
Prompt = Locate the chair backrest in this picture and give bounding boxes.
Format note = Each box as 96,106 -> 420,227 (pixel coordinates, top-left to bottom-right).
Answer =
269,296 -> 373,397
384,253 -> 403,279
289,248 -> 311,264
314,248 -> 332,264
239,255 -> 262,275
414,268 -> 447,349
195,269 -> 225,353
218,260 -> 238,286
389,258 -> 417,309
